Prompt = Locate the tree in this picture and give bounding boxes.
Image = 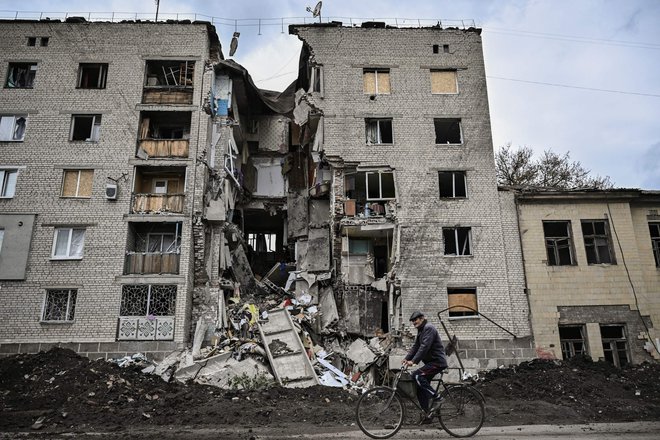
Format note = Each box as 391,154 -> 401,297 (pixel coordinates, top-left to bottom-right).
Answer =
496,144 -> 613,189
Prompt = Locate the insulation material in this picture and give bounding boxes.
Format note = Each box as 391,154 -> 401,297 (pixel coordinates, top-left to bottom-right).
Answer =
431,70 -> 458,94
306,227 -> 331,272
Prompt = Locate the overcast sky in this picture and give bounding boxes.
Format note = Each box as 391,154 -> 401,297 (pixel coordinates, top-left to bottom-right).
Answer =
6,1 -> 659,188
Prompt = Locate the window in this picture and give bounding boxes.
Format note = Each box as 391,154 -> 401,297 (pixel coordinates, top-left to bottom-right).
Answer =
42,289 -> 77,322
5,63 -> 37,88
363,69 -> 391,95
581,220 -> 615,264
309,65 -> 323,94
431,70 -> 457,94
365,118 -> 393,144
27,37 -> 36,46
146,232 -> 180,254
443,227 -> 472,256
434,118 -> 462,144
366,171 -> 395,200
543,221 -> 575,266
61,170 -> 93,198
601,325 -> 629,367
120,284 -> 176,317
438,171 -> 466,198
447,288 -> 478,317
559,325 -> 586,359
40,37 -> 49,47
77,63 -> 108,89
0,169 -> 18,198
0,115 -> 27,141
0,229 -> 4,253
52,228 -> 85,259
247,233 -> 276,253
348,239 -> 370,255
649,223 -> 660,267
70,114 -> 101,142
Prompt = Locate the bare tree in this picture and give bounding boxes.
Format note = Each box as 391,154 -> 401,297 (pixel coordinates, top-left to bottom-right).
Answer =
496,144 -> 612,189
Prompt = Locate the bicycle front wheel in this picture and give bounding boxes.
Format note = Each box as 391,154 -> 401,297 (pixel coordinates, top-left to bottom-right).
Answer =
438,385 -> 485,438
356,386 -> 405,439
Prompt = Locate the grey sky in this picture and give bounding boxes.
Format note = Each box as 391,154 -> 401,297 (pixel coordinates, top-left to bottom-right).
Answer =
5,0 -> 659,188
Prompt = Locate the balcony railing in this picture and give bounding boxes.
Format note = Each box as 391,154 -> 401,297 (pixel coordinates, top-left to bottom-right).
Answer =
124,252 -> 180,275
142,88 -> 193,105
117,316 -> 174,340
131,193 -> 185,214
138,139 -> 189,158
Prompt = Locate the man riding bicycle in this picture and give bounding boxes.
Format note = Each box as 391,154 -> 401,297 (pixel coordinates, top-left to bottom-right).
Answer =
402,311 -> 448,423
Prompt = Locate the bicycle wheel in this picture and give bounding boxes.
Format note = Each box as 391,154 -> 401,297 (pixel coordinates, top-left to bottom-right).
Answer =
356,386 -> 405,439
437,385 -> 485,438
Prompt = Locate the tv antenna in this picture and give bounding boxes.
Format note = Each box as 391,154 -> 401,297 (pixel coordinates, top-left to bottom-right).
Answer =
154,0 -> 160,22
229,32 -> 240,57
306,1 -> 322,23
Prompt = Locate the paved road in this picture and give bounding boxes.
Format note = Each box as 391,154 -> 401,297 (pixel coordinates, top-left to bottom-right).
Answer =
3,421 -> 660,439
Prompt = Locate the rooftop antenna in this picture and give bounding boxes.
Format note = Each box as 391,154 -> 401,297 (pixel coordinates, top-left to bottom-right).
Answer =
229,32 -> 240,57
155,0 -> 160,22
306,1 -> 322,23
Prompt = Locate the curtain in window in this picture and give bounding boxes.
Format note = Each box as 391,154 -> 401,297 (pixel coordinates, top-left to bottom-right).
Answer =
70,229 -> 85,257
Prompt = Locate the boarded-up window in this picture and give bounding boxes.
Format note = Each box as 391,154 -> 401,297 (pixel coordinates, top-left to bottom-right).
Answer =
61,169 -> 93,197
447,288 -> 478,317
431,70 -> 457,94
363,69 -> 391,94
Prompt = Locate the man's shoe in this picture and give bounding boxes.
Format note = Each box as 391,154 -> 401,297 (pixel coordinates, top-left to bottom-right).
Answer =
418,412 -> 434,425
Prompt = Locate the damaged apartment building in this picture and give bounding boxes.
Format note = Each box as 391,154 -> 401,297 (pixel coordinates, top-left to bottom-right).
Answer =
1,17 -> 535,373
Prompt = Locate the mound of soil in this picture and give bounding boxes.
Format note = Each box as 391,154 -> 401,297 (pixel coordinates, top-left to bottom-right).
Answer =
1,349 -> 659,434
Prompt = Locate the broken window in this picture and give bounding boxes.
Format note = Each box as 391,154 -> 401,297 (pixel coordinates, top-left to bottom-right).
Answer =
144,60 -> 194,87
139,112 -> 190,140
366,171 -> 395,200
77,63 -> 108,89
447,288 -> 478,317
120,284 -> 176,316
125,223 -> 181,275
559,325 -> 586,359
309,65 -> 323,94
5,63 -> 37,88
61,169 -> 93,198
52,227 -> 85,259
365,119 -> 393,144
649,223 -> 660,267
363,69 -> 391,95
248,233 -> 277,253
42,289 -> 77,322
0,168 -> 19,198
581,220 -> 615,264
27,37 -> 36,46
438,171 -> 466,198
70,114 -> 102,142
40,37 -> 49,47
600,325 -> 629,367
431,70 -> 457,94
443,227 -> 472,256
0,115 -> 27,141
543,221 -> 575,266
434,118 -> 462,144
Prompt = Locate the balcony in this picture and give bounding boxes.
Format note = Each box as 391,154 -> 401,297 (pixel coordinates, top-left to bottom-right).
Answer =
124,251 -> 180,275
142,60 -> 194,105
131,166 -> 186,214
124,222 -> 181,275
137,111 -> 191,159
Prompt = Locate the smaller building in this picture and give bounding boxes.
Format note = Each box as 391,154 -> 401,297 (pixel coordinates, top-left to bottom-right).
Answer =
515,188 -> 660,365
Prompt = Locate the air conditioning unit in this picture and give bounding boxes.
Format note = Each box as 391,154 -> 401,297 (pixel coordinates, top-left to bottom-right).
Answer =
105,183 -> 118,200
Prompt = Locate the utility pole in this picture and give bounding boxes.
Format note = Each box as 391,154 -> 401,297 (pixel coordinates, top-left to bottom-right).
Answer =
155,0 -> 160,22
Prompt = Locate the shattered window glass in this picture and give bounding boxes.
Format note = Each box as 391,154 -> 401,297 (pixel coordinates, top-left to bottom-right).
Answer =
649,223 -> 660,267
559,325 -> 586,359
438,171 -> 466,198
581,220 -> 615,264
434,118 -> 462,144
443,227 -> 472,256
5,63 -> 37,88
600,325 -> 629,367
543,221 -> 574,266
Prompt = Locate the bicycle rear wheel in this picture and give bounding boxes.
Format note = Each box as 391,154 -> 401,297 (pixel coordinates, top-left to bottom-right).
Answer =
437,385 -> 485,438
356,386 -> 405,439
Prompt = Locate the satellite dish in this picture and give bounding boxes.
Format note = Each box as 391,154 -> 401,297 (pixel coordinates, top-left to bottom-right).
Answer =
306,1 -> 322,21
229,32 -> 240,57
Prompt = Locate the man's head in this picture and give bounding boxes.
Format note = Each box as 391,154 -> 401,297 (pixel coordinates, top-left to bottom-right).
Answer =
409,311 -> 425,328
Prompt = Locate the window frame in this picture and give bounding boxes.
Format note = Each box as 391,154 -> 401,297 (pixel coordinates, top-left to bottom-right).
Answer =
51,227 -> 85,260
69,114 -> 102,142
61,169 -> 93,198
543,220 -> 576,266
581,219 -> 616,265
558,325 -> 587,359
430,69 -> 458,95
447,287 -> 479,319
0,115 -> 28,141
309,65 -> 323,95
0,168 -> 19,198
649,222 -> 660,267
77,63 -> 108,89
363,68 -> 391,95
120,284 -> 177,317
365,118 -> 393,145
434,118 -> 463,144
41,289 -> 77,322
365,170 -> 396,201
5,62 -> 37,89
438,171 -> 467,198
600,324 -> 630,367
443,227 -> 472,256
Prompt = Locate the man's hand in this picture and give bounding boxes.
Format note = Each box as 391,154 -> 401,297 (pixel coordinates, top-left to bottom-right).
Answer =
402,360 -> 414,367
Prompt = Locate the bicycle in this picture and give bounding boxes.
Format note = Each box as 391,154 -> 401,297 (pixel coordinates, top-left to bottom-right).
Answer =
355,364 -> 485,439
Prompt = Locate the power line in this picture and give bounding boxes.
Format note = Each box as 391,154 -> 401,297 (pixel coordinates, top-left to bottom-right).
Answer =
487,76 -> 660,98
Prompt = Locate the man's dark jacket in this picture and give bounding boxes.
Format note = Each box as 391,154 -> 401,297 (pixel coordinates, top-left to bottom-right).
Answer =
405,320 -> 448,367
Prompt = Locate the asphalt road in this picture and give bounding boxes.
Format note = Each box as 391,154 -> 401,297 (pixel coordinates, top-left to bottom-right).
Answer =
3,422 -> 659,439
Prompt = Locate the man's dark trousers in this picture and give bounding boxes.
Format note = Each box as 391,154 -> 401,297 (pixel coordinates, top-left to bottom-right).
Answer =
412,362 -> 445,411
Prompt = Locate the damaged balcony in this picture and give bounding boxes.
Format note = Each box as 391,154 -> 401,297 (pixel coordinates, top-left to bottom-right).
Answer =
131,166 -> 186,214
124,222 -> 182,275
142,60 -> 194,105
137,111 -> 191,159
343,170 -> 396,219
